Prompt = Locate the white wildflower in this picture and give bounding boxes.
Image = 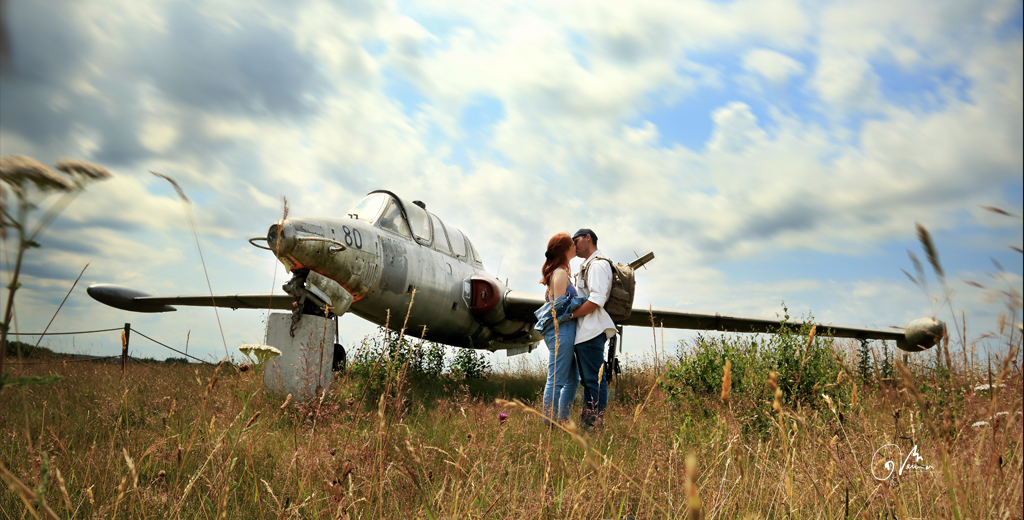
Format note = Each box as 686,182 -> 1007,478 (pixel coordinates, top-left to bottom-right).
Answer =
239,344 -> 282,365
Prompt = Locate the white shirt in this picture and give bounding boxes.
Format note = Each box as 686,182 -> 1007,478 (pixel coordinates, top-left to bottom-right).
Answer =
574,249 -> 617,344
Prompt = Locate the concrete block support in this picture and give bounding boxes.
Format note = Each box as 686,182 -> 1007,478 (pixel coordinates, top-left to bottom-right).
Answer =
262,313 -> 335,401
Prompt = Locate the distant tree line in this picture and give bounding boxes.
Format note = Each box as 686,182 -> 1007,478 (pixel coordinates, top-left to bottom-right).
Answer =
3,340 -> 192,364
4,340 -> 59,358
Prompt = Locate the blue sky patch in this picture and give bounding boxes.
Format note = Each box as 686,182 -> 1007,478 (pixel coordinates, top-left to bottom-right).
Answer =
382,67 -> 430,118
447,94 -> 510,170
873,61 -> 972,111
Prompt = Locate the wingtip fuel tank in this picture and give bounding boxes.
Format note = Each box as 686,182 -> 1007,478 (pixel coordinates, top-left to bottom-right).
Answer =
87,284 -> 177,313
897,317 -> 945,352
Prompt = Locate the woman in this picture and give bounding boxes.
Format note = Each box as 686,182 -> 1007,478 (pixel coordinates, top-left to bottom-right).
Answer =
534,233 -> 586,423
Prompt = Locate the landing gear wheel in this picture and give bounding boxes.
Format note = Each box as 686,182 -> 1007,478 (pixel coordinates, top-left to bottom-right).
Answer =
332,343 -> 346,373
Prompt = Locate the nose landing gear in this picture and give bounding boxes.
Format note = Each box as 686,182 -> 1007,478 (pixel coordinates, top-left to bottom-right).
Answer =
282,268 -> 333,337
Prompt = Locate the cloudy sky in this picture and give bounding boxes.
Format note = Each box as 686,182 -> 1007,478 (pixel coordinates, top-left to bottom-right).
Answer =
1,0 -> 1021,365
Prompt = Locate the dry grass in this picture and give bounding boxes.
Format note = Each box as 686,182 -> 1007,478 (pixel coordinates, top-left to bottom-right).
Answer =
0,330 -> 1020,519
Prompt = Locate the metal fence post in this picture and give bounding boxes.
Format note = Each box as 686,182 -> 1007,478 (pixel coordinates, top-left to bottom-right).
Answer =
121,323 -> 130,377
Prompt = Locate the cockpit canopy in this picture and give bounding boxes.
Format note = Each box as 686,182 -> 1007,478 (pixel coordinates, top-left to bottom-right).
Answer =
346,190 -> 483,267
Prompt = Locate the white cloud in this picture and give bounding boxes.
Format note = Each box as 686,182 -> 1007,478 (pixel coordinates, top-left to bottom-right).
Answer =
811,52 -> 882,111
706,101 -> 768,154
742,48 -> 805,85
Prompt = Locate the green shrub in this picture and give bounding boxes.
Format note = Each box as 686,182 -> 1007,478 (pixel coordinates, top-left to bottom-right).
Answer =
661,307 -> 847,431
450,348 -> 491,380
419,342 -> 446,377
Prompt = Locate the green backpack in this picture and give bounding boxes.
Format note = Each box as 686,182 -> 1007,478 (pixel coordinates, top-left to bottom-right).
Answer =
580,256 -> 636,323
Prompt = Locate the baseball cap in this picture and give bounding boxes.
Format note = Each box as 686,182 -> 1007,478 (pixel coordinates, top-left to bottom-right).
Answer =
572,228 -> 597,242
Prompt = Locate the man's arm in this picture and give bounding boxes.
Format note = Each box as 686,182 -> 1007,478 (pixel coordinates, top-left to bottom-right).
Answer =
572,300 -> 600,318
571,259 -> 613,319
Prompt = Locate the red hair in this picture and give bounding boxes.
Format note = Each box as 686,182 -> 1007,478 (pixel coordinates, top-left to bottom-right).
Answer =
540,232 -> 573,285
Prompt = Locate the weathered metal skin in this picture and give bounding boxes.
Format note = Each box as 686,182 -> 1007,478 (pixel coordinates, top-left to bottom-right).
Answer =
270,193 -> 539,351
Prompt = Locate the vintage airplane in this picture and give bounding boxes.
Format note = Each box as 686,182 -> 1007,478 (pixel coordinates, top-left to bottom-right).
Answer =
88,190 -> 944,358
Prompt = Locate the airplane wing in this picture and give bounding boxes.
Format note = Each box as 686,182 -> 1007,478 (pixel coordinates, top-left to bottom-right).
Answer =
618,305 -> 904,341
503,290 -> 933,351
87,284 -> 293,313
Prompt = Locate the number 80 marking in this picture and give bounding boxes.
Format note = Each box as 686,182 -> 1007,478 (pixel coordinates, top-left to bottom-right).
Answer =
341,225 -> 362,249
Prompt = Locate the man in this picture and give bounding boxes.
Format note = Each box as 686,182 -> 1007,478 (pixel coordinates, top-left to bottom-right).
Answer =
570,228 -> 616,427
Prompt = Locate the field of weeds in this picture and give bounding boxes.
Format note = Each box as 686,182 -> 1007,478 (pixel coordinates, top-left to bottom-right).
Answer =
3,154 -> 1021,518
1,326 -> 1021,519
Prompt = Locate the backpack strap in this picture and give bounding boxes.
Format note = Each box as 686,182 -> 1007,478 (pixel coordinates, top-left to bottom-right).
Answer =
580,256 -> 612,291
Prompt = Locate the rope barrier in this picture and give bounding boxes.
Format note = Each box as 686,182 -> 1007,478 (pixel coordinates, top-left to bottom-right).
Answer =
7,328 -> 124,336
6,325 -> 225,370
130,328 -> 217,366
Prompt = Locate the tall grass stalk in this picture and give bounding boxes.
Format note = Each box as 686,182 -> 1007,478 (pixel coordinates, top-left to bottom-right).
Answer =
1,155 -> 111,393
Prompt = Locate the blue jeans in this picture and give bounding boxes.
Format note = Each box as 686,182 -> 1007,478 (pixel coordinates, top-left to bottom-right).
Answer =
542,320 -> 579,422
574,332 -> 608,427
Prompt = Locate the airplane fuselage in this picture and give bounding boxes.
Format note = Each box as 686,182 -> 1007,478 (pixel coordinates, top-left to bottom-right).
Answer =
268,194 -> 538,351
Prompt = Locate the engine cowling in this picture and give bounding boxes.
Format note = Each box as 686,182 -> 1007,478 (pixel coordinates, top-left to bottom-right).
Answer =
467,277 -> 532,338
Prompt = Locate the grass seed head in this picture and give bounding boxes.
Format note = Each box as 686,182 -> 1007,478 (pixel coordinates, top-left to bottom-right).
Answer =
721,359 -> 732,403
150,170 -> 190,202
0,154 -> 73,191
768,371 -> 781,411
245,411 -> 261,429
822,393 -> 836,415
53,158 -> 112,182
122,448 -> 138,489
54,466 -> 72,512
685,453 -> 702,519
206,361 -> 224,395
804,325 -> 816,352
915,222 -> 944,280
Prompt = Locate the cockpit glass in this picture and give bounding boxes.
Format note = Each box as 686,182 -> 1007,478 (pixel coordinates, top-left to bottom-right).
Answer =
430,214 -> 452,255
346,193 -> 388,223
377,198 -> 412,238
447,226 -> 467,257
469,240 -> 483,268
403,202 -> 432,243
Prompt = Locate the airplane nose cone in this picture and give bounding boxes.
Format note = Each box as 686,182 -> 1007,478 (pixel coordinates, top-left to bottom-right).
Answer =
267,220 -> 296,257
